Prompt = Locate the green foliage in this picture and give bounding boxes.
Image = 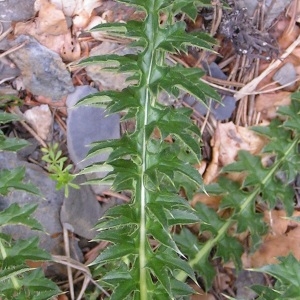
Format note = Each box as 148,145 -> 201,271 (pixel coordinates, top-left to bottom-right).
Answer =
249,254 -> 300,299
41,142 -> 79,197
76,0 -> 219,298
175,94 -> 300,292
76,0 -> 300,298
0,112 -> 28,151
0,113 -> 61,299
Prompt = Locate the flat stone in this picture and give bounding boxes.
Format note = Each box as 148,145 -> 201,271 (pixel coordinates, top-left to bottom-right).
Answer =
273,62 -> 297,87
0,58 -> 20,83
66,85 -> 120,194
0,0 -> 36,50
60,175 -> 102,240
23,105 -> 52,140
8,35 -> 74,101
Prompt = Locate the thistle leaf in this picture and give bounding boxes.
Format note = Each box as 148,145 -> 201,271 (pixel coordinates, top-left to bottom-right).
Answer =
0,203 -> 43,231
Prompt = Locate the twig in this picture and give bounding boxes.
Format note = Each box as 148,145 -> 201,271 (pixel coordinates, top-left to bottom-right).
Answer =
0,25 -> 12,42
63,223 -> 75,300
9,107 -> 47,148
102,190 -> 130,202
51,255 -> 110,298
0,41 -> 27,59
234,34 -> 300,101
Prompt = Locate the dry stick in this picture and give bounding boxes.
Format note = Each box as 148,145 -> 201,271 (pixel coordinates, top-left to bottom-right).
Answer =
63,223 -> 75,300
0,26 -> 12,42
0,41 -> 27,59
51,255 -> 110,298
234,34 -> 300,101
9,107 -> 48,148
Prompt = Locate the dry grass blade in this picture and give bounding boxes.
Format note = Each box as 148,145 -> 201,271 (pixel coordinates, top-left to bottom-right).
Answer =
51,254 -> 110,299
234,34 -> 300,101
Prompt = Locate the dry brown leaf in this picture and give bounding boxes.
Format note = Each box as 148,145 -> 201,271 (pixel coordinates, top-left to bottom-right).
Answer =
50,0 -> 101,17
255,91 -> 291,120
192,194 -> 222,210
216,122 -> 267,167
203,124 -> 221,184
14,21 -> 81,61
35,0 -> 69,35
50,0 -> 101,31
85,16 -> 107,41
249,210 -> 300,268
24,105 -> 52,140
60,34 -> 81,61
264,210 -> 300,236
250,227 -> 300,267
189,284 -> 216,300
278,19 -> 300,50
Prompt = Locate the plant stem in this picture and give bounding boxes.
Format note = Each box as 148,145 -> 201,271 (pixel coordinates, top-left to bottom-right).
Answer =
137,3 -> 160,299
177,137 -> 300,282
0,240 -> 7,259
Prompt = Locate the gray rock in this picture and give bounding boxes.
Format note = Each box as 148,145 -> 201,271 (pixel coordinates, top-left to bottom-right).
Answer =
0,0 -> 36,50
236,0 -> 292,29
66,85 -> 120,194
0,58 -> 20,83
8,35 -> 74,101
60,175 -> 102,240
273,62 -> 297,87
235,270 -> 265,300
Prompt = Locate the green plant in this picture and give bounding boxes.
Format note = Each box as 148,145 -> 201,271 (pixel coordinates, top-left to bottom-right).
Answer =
76,0 -> 219,298
41,143 -> 79,198
0,112 -> 61,299
74,0 -> 300,298
174,93 -> 300,296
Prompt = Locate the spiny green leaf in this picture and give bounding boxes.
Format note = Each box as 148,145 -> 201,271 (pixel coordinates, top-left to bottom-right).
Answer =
195,202 -> 225,235
156,250 -> 197,283
0,265 -> 34,283
174,227 -> 201,257
90,243 -> 137,265
167,208 -> 199,225
148,260 -> 171,296
147,222 -> 183,255
0,268 -> 61,300
158,22 -> 216,53
0,112 -> 22,124
95,226 -> 137,243
0,203 -> 43,230
171,0 -> 212,21
252,254 -> 300,299
110,278 -> 136,300
157,65 -> 219,104
77,162 -> 113,175
0,136 -> 28,152
0,167 -> 41,196
250,284 -> 281,300
102,270 -> 132,283
170,278 -> 195,296
78,54 -> 139,69
147,202 -> 168,228
216,235 -> 243,269
155,193 -> 194,210
95,216 -> 137,232
3,237 -> 51,267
